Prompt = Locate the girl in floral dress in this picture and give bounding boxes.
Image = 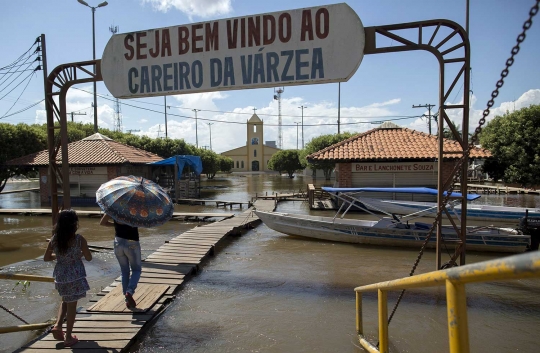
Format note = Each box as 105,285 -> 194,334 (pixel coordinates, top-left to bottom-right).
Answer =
44,209 -> 92,347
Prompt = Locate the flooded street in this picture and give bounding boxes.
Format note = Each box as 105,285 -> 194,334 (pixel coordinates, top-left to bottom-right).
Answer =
1,175 -> 539,352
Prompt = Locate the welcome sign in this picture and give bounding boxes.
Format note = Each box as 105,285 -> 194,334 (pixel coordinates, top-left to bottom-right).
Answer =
101,3 -> 365,99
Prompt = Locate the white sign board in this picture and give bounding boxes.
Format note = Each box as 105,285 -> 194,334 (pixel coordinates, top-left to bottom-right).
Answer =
101,3 -> 364,99
352,162 -> 438,173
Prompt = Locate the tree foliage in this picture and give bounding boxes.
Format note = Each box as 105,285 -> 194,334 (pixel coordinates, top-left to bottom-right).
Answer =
299,132 -> 354,180
268,149 -> 304,178
0,122 -> 227,188
0,123 -> 47,192
479,105 -> 540,186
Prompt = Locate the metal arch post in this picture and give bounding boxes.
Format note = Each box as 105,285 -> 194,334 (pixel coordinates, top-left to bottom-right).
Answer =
44,60 -> 103,225
364,20 -> 470,269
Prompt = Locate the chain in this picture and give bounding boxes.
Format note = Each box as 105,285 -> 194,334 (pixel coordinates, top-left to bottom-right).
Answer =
385,0 -> 539,329
0,303 -> 29,325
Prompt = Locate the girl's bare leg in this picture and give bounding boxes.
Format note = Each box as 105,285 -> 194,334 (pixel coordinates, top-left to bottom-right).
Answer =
54,301 -> 67,329
64,301 -> 78,340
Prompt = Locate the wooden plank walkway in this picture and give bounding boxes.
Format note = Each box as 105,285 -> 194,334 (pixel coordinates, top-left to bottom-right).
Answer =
0,209 -> 234,221
16,199 -> 276,353
174,198 -> 253,209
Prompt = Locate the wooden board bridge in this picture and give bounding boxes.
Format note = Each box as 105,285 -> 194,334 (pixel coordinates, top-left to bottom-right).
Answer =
16,199 -> 276,353
456,183 -> 540,195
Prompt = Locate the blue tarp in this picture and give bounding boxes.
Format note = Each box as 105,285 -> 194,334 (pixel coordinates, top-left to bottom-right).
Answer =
150,155 -> 203,179
321,187 -> 480,201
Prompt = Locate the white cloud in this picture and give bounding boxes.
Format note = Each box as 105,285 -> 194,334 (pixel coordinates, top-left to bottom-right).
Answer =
140,119 -> 148,123
141,0 -> 232,19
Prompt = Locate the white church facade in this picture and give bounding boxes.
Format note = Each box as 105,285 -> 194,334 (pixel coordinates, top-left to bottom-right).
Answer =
221,114 -> 281,172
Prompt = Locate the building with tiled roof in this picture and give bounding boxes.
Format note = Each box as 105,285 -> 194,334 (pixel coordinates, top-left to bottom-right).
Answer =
6,133 -> 163,205
307,126 -> 490,191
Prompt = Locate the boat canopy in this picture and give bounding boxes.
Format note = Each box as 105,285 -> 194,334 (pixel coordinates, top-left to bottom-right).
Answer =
321,187 -> 480,201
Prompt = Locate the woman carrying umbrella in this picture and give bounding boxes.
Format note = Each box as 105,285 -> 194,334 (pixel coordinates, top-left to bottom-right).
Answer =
96,175 -> 174,309
100,214 -> 140,309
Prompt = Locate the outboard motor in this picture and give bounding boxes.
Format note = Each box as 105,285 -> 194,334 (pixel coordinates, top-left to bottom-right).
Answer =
519,210 -> 540,251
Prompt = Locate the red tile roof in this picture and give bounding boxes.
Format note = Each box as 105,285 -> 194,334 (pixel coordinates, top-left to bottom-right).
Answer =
307,127 -> 491,162
6,133 -> 163,166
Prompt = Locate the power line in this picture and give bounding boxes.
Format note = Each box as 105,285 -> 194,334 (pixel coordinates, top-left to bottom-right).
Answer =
1,72 -> 36,118
0,99 -> 44,120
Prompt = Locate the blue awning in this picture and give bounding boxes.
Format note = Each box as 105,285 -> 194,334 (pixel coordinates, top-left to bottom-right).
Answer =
150,155 -> 203,179
321,187 -> 480,201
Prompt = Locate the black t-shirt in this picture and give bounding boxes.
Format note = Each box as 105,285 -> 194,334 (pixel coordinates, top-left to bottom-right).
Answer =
114,221 -> 139,241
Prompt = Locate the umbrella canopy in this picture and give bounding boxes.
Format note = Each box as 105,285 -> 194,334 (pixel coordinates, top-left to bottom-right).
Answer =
96,175 -> 174,228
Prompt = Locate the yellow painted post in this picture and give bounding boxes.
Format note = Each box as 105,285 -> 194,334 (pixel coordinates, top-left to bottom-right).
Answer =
378,289 -> 389,353
356,292 -> 363,335
0,322 -> 51,334
446,280 -> 470,353
0,273 -> 54,282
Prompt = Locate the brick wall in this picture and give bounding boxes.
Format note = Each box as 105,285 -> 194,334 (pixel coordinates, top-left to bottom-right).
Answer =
336,163 -> 352,188
107,166 -> 119,180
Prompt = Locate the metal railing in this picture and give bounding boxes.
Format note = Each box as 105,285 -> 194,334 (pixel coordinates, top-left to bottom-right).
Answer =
0,273 -> 55,334
354,251 -> 540,353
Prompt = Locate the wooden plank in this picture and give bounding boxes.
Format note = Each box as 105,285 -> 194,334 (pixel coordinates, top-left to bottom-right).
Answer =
87,283 -> 168,313
146,253 -> 203,260
141,262 -> 195,274
143,259 -> 201,265
23,340 -> 130,349
71,327 -> 141,333
42,332 -> 135,341
73,321 -> 145,329
76,313 -> 153,321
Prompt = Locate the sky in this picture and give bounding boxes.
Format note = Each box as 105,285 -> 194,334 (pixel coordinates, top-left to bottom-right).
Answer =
1,0 -> 539,153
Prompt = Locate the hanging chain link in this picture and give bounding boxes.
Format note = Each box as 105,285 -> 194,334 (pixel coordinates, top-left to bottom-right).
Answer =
0,303 -> 29,325
386,0 -> 540,328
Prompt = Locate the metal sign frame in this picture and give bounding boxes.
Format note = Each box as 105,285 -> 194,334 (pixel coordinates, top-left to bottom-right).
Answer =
45,19 -> 469,269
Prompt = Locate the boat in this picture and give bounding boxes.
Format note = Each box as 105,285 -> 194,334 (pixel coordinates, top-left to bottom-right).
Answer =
254,187 -> 531,253
320,187 -> 540,223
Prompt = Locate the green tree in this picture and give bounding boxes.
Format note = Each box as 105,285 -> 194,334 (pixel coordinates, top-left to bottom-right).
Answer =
197,148 -> 221,179
218,155 -> 234,173
268,149 -> 304,178
479,105 -> 540,186
300,132 -> 354,180
0,123 -> 47,192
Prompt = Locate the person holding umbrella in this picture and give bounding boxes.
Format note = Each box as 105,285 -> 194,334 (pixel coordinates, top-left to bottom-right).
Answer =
100,214 -> 140,309
96,175 -> 174,309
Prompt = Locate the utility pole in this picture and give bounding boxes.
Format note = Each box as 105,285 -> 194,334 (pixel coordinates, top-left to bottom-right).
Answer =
274,88 -> 284,149
298,105 -> 307,148
192,109 -> 200,148
164,96 -> 168,138
413,104 -> 435,135
68,111 -> 87,122
157,124 -> 163,138
294,122 -> 300,150
207,123 -> 214,150
337,82 -> 341,134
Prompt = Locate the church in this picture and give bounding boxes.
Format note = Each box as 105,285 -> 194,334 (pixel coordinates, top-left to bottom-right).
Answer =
221,113 -> 281,172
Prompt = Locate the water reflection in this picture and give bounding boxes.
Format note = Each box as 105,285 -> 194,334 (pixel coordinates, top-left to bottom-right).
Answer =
1,175 -> 540,353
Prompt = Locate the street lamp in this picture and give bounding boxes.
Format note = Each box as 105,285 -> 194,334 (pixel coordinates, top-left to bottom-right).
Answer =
77,0 -> 108,133
294,122 -> 300,150
207,123 -> 214,150
298,105 -> 307,148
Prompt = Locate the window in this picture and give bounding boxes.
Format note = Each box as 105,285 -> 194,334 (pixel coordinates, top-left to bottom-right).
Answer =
253,125 -> 257,133
236,161 -> 239,168
241,161 -> 244,168
251,137 -> 259,145
254,149 -> 257,157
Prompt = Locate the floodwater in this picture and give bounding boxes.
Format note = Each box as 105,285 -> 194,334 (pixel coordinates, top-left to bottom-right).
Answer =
1,175 -> 539,353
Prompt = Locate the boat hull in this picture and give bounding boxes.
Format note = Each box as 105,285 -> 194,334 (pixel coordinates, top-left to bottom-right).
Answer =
359,198 -> 540,223
254,211 -> 530,253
